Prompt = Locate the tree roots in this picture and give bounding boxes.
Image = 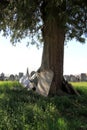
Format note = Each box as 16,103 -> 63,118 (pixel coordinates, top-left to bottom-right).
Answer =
62,78 -> 80,96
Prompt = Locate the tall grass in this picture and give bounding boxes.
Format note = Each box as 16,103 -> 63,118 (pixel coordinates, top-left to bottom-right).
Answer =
0,81 -> 87,130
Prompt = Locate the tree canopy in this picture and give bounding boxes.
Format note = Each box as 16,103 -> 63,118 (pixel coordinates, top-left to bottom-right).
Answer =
0,0 -> 87,44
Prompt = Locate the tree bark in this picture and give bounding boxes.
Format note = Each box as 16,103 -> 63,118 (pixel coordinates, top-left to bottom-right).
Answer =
41,19 -> 65,95
40,18 -> 80,96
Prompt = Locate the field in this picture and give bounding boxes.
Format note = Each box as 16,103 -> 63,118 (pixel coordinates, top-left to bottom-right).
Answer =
0,81 -> 87,130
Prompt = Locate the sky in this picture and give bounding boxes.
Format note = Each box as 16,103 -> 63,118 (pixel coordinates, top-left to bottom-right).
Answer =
64,39 -> 87,75
0,33 -> 87,76
0,35 -> 42,75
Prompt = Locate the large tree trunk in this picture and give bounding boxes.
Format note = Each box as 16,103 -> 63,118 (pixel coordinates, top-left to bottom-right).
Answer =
40,19 -> 64,95
40,19 -> 79,96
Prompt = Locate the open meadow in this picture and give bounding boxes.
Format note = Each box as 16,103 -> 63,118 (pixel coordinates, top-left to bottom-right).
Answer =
0,81 -> 87,130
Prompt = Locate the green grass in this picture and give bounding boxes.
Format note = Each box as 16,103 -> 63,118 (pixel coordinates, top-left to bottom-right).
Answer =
0,81 -> 87,130
71,82 -> 87,96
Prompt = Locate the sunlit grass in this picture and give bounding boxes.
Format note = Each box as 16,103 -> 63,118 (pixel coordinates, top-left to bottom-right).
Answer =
0,81 -> 23,90
71,81 -> 87,87
71,82 -> 87,96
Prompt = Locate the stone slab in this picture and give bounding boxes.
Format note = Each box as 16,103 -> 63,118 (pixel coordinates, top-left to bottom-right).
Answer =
36,70 -> 54,97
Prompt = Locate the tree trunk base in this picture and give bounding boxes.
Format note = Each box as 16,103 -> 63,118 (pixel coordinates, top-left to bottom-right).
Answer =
60,78 -> 80,96
49,78 -> 80,96
37,68 -> 80,96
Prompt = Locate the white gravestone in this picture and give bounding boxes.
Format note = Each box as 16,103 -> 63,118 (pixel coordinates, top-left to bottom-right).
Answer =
19,76 -> 34,90
36,70 -> 54,97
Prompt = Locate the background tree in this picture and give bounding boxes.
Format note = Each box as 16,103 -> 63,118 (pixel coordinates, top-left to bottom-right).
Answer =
0,0 -> 87,95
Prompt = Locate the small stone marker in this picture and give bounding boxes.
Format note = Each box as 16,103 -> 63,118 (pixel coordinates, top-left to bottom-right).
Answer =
36,70 -> 54,97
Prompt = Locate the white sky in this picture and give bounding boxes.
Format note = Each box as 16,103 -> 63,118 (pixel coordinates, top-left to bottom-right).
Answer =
0,34 -> 87,75
0,35 -> 42,75
64,39 -> 87,75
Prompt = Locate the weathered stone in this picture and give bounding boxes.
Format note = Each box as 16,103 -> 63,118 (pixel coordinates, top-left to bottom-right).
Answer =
80,73 -> 87,81
36,70 -> 54,97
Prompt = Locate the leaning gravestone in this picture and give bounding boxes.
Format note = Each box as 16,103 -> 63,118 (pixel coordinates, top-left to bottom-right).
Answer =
36,70 -> 54,97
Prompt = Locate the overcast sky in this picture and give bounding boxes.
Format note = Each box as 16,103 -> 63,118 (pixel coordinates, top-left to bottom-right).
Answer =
64,39 -> 87,75
0,34 -> 87,75
0,35 -> 42,75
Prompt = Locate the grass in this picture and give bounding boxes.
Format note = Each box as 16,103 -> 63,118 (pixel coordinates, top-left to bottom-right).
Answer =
0,81 -> 87,130
71,82 -> 87,96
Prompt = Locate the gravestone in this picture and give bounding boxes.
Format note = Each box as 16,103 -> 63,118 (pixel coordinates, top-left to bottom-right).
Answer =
36,70 -> 54,97
80,73 -> 87,81
19,76 -> 30,87
19,76 -> 34,90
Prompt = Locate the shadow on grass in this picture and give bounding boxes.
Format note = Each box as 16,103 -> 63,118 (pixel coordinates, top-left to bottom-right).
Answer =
0,81 -> 87,130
